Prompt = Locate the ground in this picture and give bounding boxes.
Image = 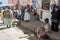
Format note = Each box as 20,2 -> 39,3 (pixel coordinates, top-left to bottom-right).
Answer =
0,12 -> 60,40
0,26 -> 29,40
0,22 -> 60,40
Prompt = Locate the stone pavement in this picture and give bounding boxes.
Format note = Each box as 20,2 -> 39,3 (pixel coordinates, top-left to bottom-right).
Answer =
0,26 -> 29,40
49,30 -> 60,40
20,21 -> 45,33
18,21 -> 60,40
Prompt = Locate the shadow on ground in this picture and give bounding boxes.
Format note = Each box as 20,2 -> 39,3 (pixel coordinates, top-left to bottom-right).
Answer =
0,27 -> 10,30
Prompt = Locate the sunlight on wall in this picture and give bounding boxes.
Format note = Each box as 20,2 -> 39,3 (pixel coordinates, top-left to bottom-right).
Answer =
0,0 -> 8,4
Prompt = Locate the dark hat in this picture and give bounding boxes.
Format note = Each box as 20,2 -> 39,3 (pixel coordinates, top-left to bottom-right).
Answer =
44,18 -> 49,22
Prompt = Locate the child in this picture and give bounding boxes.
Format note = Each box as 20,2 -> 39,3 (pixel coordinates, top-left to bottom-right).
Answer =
44,18 -> 51,33
3,10 -> 12,28
37,27 -> 49,40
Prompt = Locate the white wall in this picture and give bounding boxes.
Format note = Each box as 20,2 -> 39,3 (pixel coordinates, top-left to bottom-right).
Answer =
0,0 -> 8,4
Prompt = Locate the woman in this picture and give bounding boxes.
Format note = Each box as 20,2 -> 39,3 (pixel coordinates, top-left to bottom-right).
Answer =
21,6 -> 25,20
34,8 -> 39,21
24,7 -> 30,22
36,27 -> 49,40
44,18 -> 51,33
51,7 -> 59,32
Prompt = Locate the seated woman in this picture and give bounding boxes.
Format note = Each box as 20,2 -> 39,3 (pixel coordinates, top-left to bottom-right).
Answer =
44,18 -> 51,33
36,27 -> 49,40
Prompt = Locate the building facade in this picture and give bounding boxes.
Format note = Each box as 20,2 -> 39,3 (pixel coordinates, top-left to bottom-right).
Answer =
8,0 -> 33,5
0,0 -> 8,4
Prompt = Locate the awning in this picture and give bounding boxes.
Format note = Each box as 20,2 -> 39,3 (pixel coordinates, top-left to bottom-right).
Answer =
0,4 -> 14,8
0,2 -> 2,4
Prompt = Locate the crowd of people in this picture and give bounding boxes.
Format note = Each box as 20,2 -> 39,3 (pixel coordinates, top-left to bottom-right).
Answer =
13,5 -> 39,21
0,5 -> 40,28
0,4 -> 60,40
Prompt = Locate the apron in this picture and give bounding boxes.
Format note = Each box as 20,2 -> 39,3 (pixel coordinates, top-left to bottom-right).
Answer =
24,12 -> 30,20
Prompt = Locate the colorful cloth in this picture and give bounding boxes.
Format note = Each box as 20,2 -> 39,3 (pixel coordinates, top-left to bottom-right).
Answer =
4,18 -> 12,25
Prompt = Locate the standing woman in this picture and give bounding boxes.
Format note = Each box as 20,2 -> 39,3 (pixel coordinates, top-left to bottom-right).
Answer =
21,6 -> 25,20
24,6 -> 30,22
51,7 -> 59,32
3,10 -> 12,28
34,8 -> 40,21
